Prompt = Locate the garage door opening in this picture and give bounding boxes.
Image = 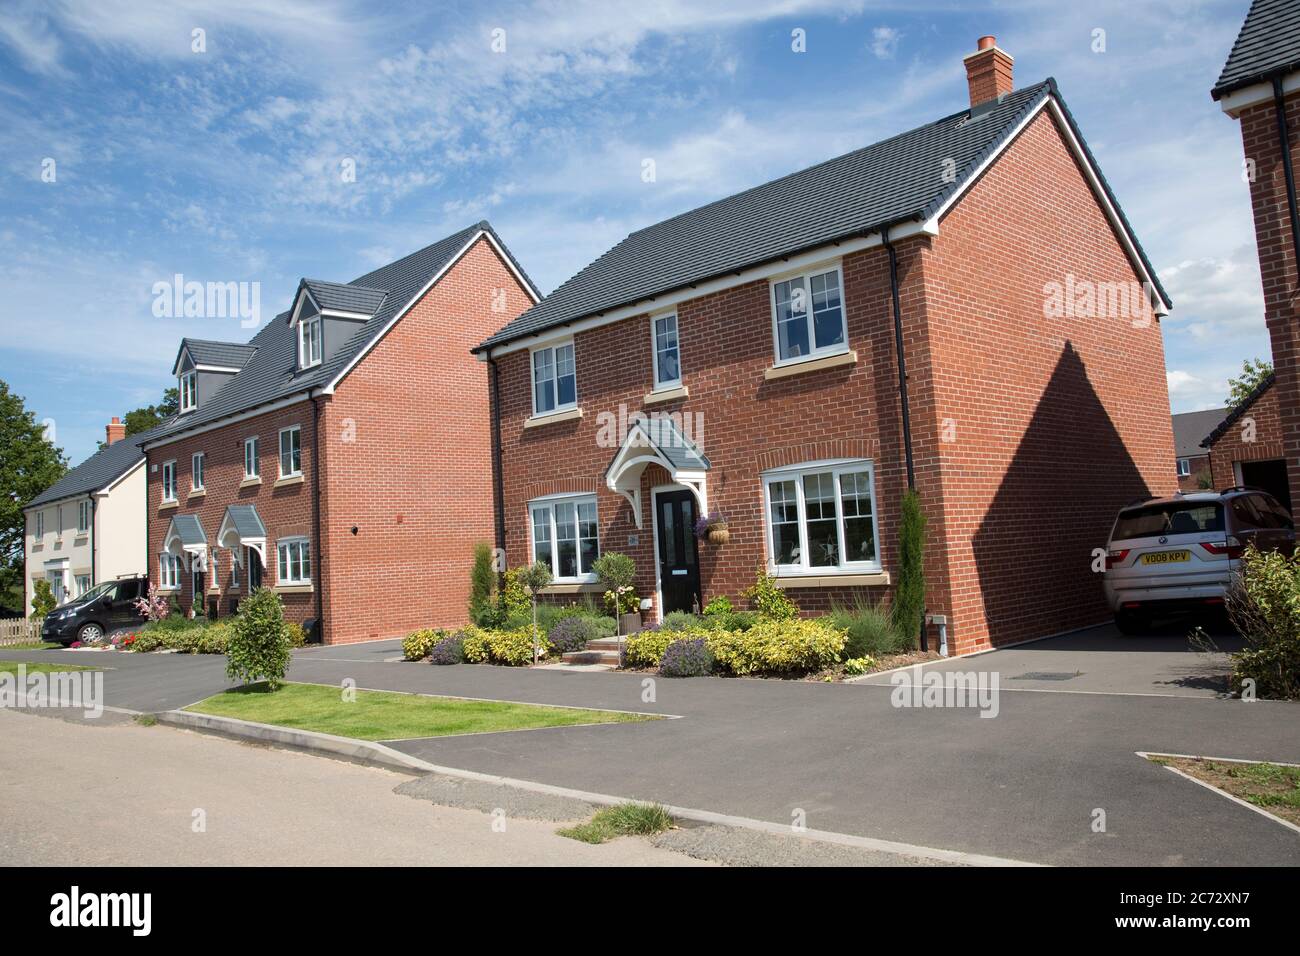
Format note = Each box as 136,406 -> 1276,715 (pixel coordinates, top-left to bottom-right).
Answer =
1238,458 -> 1292,513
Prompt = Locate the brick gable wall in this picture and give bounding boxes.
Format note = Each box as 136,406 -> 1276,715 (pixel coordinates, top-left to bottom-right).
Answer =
919,109 -> 1176,651
1205,384 -> 1285,489
1234,90 -> 1300,508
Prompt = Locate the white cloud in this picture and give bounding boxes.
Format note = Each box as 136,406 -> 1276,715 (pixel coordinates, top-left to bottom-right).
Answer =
870,25 -> 901,59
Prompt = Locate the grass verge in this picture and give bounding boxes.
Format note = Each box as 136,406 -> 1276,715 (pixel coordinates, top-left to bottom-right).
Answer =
185,681 -> 654,740
0,641 -> 61,650
1150,755 -> 1300,828
558,803 -> 674,844
0,660 -> 98,675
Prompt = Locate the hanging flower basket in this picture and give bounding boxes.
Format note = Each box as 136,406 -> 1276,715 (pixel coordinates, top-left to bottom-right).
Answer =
694,512 -> 729,545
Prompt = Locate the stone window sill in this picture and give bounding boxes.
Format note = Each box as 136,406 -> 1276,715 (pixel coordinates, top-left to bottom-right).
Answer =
273,474 -> 305,489
540,582 -> 603,595
771,571 -> 890,588
524,407 -> 583,429
240,477 -> 262,489
764,350 -> 858,381
275,584 -> 314,594
159,500 -> 179,511
644,385 -> 689,405
189,489 -> 206,499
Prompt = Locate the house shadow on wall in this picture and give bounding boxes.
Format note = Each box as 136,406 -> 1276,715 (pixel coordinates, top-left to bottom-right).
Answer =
971,342 -> 1151,645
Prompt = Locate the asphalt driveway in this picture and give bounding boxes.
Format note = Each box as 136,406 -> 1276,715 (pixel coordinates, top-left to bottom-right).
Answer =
3,627 -> 1296,867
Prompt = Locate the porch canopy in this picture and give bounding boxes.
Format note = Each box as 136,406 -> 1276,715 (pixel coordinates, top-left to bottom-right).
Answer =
605,414 -> 710,529
162,513 -> 208,571
216,504 -> 267,568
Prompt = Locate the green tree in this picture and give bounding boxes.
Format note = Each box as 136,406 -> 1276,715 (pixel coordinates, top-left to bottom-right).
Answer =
225,587 -> 292,689
1225,358 -> 1273,409
518,560 -> 554,664
0,380 -> 67,615
890,490 -> 928,648
122,387 -> 178,438
469,542 -> 496,624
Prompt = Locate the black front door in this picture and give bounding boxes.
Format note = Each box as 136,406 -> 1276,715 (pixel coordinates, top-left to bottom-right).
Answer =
656,489 -> 701,615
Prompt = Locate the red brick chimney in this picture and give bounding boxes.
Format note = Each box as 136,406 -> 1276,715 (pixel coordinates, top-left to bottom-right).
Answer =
105,417 -> 125,446
964,35 -> 1013,107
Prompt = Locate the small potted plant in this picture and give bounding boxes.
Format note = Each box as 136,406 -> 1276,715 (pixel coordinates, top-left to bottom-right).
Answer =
694,511 -> 729,545
592,552 -> 640,640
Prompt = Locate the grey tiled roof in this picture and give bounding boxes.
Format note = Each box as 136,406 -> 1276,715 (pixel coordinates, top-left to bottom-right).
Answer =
477,79 -> 1167,352
148,221 -> 537,445
610,415 -> 710,476
1171,407 -> 1228,458
166,513 -> 207,547
1212,0 -> 1300,99
26,421 -> 172,508
1202,372 -> 1275,447
182,338 -> 258,370
223,504 -> 266,540
299,279 -> 388,316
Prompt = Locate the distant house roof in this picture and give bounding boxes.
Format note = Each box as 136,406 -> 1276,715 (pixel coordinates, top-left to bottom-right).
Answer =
1212,0 -> 1300,99
1202,372 -> 1276,448
26,421 -> 172,508
476,78 -> 1168,353
146,221 -> 537,447
1171,407 -> 1228,458
174,338 -> 259,375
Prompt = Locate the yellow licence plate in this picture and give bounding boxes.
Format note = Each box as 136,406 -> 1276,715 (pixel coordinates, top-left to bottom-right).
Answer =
1141,550 -> 1191,565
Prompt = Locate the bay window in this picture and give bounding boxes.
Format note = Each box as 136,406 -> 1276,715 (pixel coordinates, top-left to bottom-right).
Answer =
159,552 -> 181,590
770,265 -> 846,364
532,341 -> 576,415
529,495 -> 599,580
762,459 -> 879,573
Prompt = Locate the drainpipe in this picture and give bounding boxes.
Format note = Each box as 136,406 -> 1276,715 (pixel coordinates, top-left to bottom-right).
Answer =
310,394 -> 325,642
883,227 -> 926,651
1273,77 -> 1300,281
487,352 -> 507,560
89,495 -> 96,587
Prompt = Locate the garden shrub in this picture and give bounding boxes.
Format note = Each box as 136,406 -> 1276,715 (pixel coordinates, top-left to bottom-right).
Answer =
497,568 -> 531,621
549,616 -> 604,653
890,490 -> 927,646
707,617 -> 845,676
699,609 -> 756,632
842,656 -> 876,676
660,638 -> 714,678
625,629 -> 677,668
744,567 -> 798,620
1226,546 -> 1300,699
402,628 -> 442,661
460,625 -> 549,666
825,596 -> 911,659
30,580 -> 57,620
702,595 -> 733,617
661,610 -> 702,632
428,631 -> 466,665
283,621 -> 306,648
469,542 -> 496,624
225,588 -> 291,689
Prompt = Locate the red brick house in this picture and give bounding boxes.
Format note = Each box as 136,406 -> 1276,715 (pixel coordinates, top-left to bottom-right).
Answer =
1171,407 -> 1223,492
1212,0 -> 1300,513
141,223 -> 538,644
475,39 -> 1176,655
1200,372 -> 1291,510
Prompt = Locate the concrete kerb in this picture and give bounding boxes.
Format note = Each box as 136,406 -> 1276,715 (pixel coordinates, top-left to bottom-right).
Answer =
155,709 -> 1040,867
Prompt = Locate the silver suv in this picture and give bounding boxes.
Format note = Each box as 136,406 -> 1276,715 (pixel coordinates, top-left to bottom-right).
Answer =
1103,488 -> 1294,634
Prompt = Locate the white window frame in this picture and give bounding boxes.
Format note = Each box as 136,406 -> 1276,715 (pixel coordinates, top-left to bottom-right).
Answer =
528,493 -> 600,582
230,552 -> 239,589
179,370 -> 197,412
761,458 -> 881,575
279,426 -> 301,478
192,452 -> 205,491
276,537 -> 312,586
35,511 -> 45,538
75,574 -> 92,597
1177,458 -> 1191,477
769,263 -> 848,367
530,339 -> 577,416
159,552 -> 180,590
161,460 -> 177,502
244,436 -> 260,479
650,312 -> 682,390
77,500 -> 91,534
299,315 -> 322,369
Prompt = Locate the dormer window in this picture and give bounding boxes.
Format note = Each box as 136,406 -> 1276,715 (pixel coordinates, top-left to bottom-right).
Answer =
299,316 -> 322,369
179,370 -> 197,412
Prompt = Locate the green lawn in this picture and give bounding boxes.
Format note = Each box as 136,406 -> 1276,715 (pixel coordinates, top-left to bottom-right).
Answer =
185,681 -> 654,740
0,641 -> 61,650
0,660 -> 98,675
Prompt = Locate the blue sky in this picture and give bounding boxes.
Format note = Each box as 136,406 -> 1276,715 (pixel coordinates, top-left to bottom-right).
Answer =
0,0 -> 1270,465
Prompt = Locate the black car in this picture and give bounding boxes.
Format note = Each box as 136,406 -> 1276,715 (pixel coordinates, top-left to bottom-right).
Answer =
41,575 -> 148,646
